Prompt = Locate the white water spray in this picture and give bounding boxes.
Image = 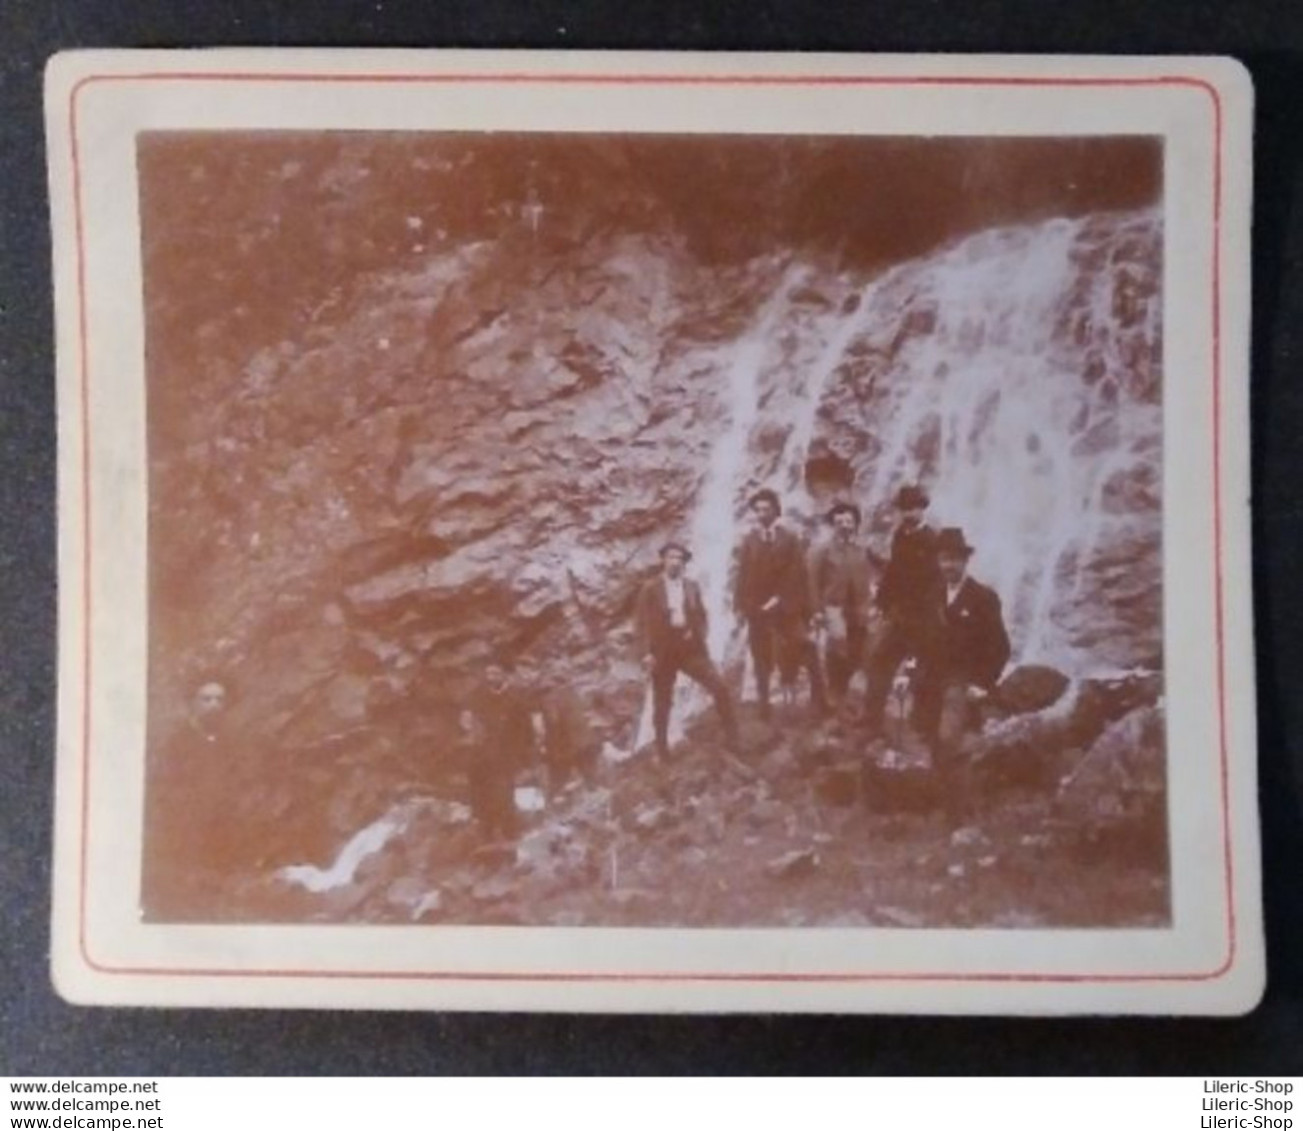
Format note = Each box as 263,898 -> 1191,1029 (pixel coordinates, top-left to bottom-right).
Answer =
278,798 -> 423,893
676,207 -> 1162,686
628,207 -> 1159,749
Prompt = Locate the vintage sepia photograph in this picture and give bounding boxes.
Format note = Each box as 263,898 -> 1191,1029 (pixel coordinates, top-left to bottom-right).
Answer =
46,50 -> 1260,1013
139,128 -> 1169,930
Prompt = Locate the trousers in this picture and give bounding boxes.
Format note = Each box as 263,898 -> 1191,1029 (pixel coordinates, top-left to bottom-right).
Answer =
821,606 -> 867,702
863,616 -> 933,731
745,610 -> 826,713
468,760 -> 519,839
913,675 -> 977,824
650,635 -> 739,755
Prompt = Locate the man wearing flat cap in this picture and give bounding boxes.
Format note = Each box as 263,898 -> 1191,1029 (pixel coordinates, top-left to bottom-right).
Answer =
913,528 -> 1011,824
733,488 -> 827,719
808,501 -> 873,705
863,484 -> 944,735
636,541 -> 740,760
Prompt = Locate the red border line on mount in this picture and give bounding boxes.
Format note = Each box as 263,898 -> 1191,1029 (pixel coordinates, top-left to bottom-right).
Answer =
68,68 -> 1232,985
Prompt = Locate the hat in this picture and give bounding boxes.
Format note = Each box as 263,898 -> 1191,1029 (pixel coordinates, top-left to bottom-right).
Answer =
935,527 -> 975,558
748,488 -> 782,514
659,541 -> 693,562
894,485 -> 930,510
826,501 -> 862,527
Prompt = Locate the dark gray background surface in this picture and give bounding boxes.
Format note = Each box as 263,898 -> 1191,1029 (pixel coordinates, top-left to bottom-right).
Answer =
2,0 -> 1301,1075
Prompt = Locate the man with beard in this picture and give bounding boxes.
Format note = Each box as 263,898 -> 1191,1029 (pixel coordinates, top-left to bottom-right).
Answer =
733,488 -> 827,719
636,541 -> 741,760
913,528 -> 1012,825
863,484 -> 944,736
809,501 -> 873,706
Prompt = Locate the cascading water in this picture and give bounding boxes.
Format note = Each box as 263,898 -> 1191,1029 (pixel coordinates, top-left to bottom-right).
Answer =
633,266 -> 808,747
662,206 -> 1162,722
833,208 -> 1162,672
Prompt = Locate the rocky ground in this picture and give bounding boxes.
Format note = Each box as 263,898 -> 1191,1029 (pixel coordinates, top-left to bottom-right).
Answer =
234,666 -> 1168,929
139,136 -> 1168,927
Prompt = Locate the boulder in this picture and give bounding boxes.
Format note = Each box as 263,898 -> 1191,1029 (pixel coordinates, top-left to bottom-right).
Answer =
1057,703 -> 1165,818
994,664 -> 1070,716
970,672 -> 1162,791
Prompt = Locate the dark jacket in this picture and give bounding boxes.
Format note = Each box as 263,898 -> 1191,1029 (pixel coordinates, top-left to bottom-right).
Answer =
468,684 -> 535,772
933,577 -> 1011,690
734,525 -> 811,620
636,574 -> 709,658
142,721 -> 245,917
877,522 -> 944,628
536,685 -> 594,771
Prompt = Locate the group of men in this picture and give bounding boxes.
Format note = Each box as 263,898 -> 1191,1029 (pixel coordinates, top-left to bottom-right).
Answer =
148,482 -> 1014,902
636,484 -> 1012,817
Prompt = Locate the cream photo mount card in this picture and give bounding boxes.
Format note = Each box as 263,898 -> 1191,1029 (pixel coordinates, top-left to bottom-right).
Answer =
45,48 -> 1261,1013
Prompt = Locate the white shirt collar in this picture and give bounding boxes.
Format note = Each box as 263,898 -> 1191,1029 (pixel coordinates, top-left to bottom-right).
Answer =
664,576 -> 688,624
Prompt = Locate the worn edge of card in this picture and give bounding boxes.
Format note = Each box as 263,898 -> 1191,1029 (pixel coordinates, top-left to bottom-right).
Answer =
44,48 -> 1261,1014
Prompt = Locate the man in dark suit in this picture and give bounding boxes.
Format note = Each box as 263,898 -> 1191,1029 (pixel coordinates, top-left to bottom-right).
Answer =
636,541 -> 740,760
733,488 -> 826,719
863,484 -> 944,735
463,659 -> 536,841
142,676 -> 248,921
913,528 -> 1012,824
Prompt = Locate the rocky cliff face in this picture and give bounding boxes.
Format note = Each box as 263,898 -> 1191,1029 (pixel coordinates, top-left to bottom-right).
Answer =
151,223 -> 784,751
155,204 -> 1160,734
148,201 -> 1165,921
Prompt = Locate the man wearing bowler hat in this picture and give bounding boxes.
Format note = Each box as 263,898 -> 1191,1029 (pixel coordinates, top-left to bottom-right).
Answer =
863,484 -> 944,735
808,501 -> 873,705
914,527 -> 1011,824
636,541 -> 740,760
733,488 -> 827,719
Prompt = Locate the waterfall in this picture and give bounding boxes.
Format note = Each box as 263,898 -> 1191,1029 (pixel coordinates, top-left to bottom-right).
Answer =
629,206 -> 1160,752
633,266 -> 806,748
839,209 -> 1162,669
688,270 -> 808,661
701,208 -> 1158,691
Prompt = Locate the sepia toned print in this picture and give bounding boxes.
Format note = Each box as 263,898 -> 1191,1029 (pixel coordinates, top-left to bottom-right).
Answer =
138,130 -> 1168,930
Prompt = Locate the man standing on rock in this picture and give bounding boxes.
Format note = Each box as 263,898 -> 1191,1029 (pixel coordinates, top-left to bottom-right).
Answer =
637,541 -> 741,760
863,484 -> 944,736
463,659 -> 536,842
913,528 -> 1011,825
734,488 -> 827,719
808,501 -> 873,707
